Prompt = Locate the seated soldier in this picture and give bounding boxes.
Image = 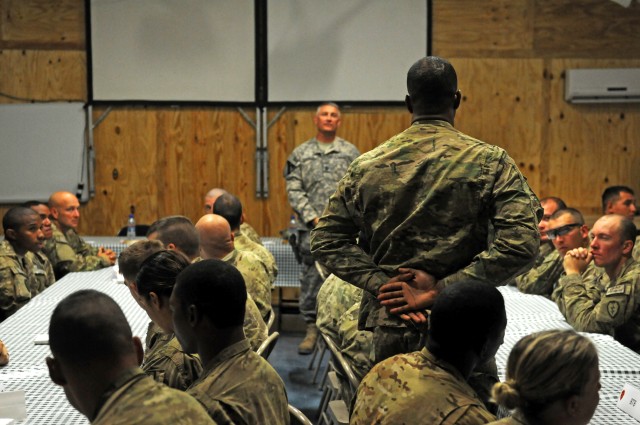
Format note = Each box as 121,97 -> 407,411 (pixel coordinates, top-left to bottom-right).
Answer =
213,192 -> 277,282
147,216 -> 200,262
337,302 -> 373,382
517,208 -> 591,297
47,191 -> 116,278
0,339 -> 8,365
555,214 -> 640,352
316,273 -> 363,342
171,259 -> 289,424
0,207 -> 52,321
490,330 -> 600,425
204,187 -> 262,245
602,185 -> 640,261
351,281 -> 506,425
511,196 -> 566,287
23,200 -> 57,290
46,289 -> 214,424
196,214 -> 272,323
118,242 -> 202,391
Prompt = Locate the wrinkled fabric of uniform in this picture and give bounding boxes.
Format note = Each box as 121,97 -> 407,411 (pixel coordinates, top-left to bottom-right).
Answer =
488,411 -> 531,424
0,240 -> 43,320
234,230 -> 278,285
93,368 -> 215,425
557,258 -> 640,352
351,347 -> 496,425
338,302 -> 373,382
29,250 -> 55,292
515,249 -> 563,298
223,248 -> 272,322
285,137 -> 360,323
44,223 -> 110,278
187,339 -> 289,425
316,273 -> 363,342
240,222 -> 262,246
242,294 -> 268,352
142,322 -> 202,391
311,120 -> 541,359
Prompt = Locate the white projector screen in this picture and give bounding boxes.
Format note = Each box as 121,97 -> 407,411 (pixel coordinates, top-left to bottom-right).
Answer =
0,103 -> 88,203
268,0 -> 428,102
90,0 -> 255,102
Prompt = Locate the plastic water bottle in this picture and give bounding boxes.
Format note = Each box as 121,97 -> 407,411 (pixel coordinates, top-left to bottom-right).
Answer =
127,213 -> 136,238
288,214 -> 298,240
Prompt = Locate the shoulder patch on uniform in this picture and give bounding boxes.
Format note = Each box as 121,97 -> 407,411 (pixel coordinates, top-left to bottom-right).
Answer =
607,301 -> 620,319
606,285 -> 626,296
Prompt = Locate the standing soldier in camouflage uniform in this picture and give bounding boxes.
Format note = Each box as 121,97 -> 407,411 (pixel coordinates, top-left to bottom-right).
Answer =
351,282 -> 505,425
0,207 -> 51,321
172,260 -> 289,425
556,214 -> 640,353
517,208 -> 591,297
46,191 -> 116,278
285,102 -> 360,354
602,186 -> 640,261
311,57 -> 541,365
46,290 -> 214,425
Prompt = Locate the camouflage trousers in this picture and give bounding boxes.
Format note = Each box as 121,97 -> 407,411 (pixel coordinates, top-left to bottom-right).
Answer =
297,231 -> 324,323
372,325 -> 498,414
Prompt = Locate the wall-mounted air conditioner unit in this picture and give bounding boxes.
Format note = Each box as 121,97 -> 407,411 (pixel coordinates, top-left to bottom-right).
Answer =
565,68 -> 640,104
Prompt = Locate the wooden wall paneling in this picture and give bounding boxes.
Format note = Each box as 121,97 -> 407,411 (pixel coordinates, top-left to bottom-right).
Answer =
546,59 -> 640,214
79,107 -> 160,235
533,0 -> 640,58
0,49 -> 85,102
433,0 -> 534,58
449,58 -> 546,194
0,0 -> 84,49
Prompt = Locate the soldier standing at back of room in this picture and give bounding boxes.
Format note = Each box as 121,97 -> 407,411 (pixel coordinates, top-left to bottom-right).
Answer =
284,102 -> 360,354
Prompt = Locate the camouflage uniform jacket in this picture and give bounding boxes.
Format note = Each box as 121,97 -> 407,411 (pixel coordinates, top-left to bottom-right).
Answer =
187,339 -> 289,425
316,273 -> 363,342
234,230 -> 278,284
142,322 -> 203,391
351,347 -> 496,425
338,302 -> 373,382
46,223 -> 110,276
284,137 -> 360,228
507,242 -> 552,286
223,248 -> 272,322
488,411 -> 531,424
515,249 -> 563,297
240,222 -> 262,245
552,262 -> 603,316
243,294 -> 268,351
311,120 -> 542,329
93,367 -> 215,425
0,240 -> 42,320
557,258 -> 640,352
27,251 -> 55,292
633,235 -> 640,262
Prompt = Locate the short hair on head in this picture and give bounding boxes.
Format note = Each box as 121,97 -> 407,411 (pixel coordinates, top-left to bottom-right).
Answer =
147,215 -> 199,259
49,290 -> 133,365
213,193 -> 243,230
429,281 -> 505,353
540,197 -> 567,211
602,185 -> 635,213
618,216 -> 638,246
549,207 -> 584,225
3,206 -> 37,233
174,259 -> 247,328
22,200 -> 47,208
491,330 -> 598,416
316,102 -> 340,115
407,56 -> 458,113
118,239 -> 165,282
136,250 -> 190,299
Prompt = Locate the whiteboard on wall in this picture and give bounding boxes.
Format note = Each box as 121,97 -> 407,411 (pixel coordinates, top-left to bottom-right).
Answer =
89,0 -> 255,102
0,103 -> 88,203
268,0 -> 428,102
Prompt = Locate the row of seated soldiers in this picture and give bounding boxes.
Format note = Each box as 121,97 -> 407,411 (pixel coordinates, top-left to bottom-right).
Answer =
314,186 -> 640,423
